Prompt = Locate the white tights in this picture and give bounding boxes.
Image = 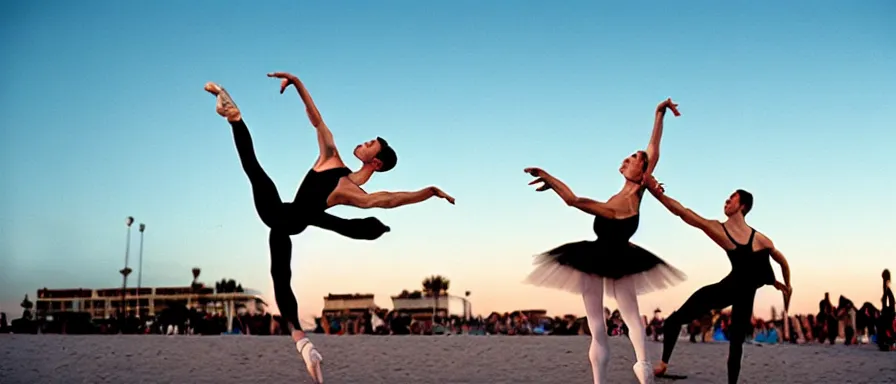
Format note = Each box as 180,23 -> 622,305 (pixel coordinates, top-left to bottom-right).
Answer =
582,277 -> 650,384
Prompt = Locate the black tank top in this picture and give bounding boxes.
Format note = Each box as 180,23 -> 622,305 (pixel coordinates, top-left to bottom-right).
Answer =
294,167 -> 352,212
721,223 -> 775,288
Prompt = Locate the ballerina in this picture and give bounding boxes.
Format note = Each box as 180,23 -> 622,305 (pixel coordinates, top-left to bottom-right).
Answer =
641,176 -> 792,383
205,72 -> 454,383
524,98 -> 685,384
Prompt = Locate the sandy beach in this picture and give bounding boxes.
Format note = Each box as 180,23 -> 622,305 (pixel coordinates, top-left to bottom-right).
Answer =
1,335 -> 893,383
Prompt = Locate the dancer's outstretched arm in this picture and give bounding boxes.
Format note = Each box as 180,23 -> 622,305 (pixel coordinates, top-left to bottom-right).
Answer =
334,184 -> 455,209
645,98 -> 679,175
524,167 -> 618,218
642,175 -> 732,248
268,72 -> 340,164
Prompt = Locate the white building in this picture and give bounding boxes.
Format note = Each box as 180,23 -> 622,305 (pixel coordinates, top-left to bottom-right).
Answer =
34,286 -> 267,332
321,293 -> 378,318
390,294 -> 471,319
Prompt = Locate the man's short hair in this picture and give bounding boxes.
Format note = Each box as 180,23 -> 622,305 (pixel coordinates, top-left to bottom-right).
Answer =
375,137 -> 397,172
735,189 -> 753,216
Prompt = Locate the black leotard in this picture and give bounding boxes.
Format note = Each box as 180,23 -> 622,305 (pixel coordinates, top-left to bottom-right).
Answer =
660,224 -> 776,384
722,224 -> 776,289
293,167 -> 350,212
228,119 -> 389,330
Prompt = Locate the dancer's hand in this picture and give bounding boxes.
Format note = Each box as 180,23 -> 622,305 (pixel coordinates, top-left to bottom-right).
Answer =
430,186 -> 455,204
773,281 -> 792,294
642,174 -> 665,194
528,177 -> 552,192
657,98 -> 678,111
657,98 -> 680,116
267,72 -> 300,94
524,167 -> 552,191
524,167 -> 547,177
782,285 -> 793,305
782,288 -> 792,311
774,281 -> 793,309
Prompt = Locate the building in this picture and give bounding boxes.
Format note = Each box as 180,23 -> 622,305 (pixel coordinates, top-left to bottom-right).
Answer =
34,286 -> 267,331
390,294 -> 471,319
321,293 -> 378,318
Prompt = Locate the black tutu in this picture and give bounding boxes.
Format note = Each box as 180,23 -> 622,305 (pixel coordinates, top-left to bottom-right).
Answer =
524,239 -> 687,299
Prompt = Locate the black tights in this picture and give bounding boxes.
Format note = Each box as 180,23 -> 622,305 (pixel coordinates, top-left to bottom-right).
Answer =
230,119 -> 388,331
661,277 -> 757,384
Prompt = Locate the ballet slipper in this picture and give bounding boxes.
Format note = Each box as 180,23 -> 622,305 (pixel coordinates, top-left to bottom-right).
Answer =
633,361 -> 655,384
204,82 -> 242,121
296,338 -> 324,383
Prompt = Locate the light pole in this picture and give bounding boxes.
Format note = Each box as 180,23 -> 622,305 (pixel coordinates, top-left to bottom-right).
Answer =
119,216 -> 134,331
136,223 -> 146,318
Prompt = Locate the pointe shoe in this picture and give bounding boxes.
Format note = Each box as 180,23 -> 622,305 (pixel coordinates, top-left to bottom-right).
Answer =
633,361 -> 655,384
296,338 -> 324,383
204,82 -> 241,121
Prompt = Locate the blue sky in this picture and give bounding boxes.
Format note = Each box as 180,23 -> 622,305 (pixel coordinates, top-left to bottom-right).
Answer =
1,0 -> 893,321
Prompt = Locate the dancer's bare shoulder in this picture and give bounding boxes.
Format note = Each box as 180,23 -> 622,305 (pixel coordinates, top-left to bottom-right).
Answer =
702,218 -> 724,229
605,194 -> 638,218
699,219 -> 735,250
754,231 -> 777,252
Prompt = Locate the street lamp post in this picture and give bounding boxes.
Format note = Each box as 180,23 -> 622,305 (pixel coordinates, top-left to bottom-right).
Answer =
136,223 -> 146,318
119,216 -> 134,332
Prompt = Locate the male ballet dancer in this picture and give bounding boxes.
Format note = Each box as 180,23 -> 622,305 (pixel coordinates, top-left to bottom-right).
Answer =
206,72 -> 454,383
642,176 -> 792,383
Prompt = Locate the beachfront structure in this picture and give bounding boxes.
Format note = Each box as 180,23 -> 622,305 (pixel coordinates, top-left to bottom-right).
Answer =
34,286 -> 267,330
390,294 -> 471,319
321,293 -> 379,318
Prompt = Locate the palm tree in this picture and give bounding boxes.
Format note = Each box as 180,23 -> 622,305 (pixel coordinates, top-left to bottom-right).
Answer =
213,278 -> 246,319
191,268 -> 202,291
422,275 -> 451,318
215,278 -> 244,294
20,294 -> 33,320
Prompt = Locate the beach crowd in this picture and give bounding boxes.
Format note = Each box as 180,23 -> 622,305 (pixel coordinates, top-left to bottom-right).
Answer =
3,271 -> 893,352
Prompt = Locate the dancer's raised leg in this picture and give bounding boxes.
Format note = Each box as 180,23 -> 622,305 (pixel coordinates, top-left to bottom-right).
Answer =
269,230 -> 323,383
582,279 -> 609,384
612,277 -> 653,384
312,212 -> 391,241
206,82 -> 284,228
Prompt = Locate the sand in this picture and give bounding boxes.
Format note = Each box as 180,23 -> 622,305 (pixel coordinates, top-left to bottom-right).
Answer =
1,335 -> 893,383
